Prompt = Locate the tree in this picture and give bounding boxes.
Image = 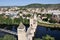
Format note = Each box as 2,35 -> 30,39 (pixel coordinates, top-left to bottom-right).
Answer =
46,14 -> 52,18
0,37 -> 3,40
14,18 -> 20,24
42,35 -> 55,40
34,38 -> 42,40
3,34 -> 16,40
49,19 -> 57,23
26,14 -> 31,17
42,18 -> 48,22
23,18 -> 29,24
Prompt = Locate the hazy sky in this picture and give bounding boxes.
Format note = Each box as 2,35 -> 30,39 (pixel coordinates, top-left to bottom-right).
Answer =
0,0 -> 60,6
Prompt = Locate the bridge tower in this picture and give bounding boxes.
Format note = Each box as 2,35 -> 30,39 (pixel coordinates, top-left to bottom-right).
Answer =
17,14 -> 37,40
27,13 -> 37,40
30,13 -> 37,28
17,23 -> 27,40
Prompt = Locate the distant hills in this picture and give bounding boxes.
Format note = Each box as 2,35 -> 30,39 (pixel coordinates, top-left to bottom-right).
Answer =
0,3 -> 60,9
25,3 -> 60,8
18,3 -> 60,9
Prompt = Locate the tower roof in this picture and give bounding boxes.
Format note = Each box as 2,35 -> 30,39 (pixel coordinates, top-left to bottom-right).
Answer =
18,22 -> 25,29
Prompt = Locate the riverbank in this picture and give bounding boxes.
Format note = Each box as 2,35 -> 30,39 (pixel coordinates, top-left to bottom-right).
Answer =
38,21 -> 60,28
0,21 -> 60,28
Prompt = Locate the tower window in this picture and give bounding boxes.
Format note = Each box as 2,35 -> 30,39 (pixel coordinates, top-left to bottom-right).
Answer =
31,24 -> 32,26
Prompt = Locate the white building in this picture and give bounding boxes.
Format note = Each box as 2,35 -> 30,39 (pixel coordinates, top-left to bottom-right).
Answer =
48,10 -> 60,14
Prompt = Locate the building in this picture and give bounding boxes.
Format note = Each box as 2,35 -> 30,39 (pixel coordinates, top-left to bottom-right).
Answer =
52,12 -> 60,23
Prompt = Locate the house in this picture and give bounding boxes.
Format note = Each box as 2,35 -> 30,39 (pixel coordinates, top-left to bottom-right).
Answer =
52,12 -> 60,23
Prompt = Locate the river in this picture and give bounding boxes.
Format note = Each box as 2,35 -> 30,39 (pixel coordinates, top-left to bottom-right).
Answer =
0,24 -> 60,40
34,26 -> 60,40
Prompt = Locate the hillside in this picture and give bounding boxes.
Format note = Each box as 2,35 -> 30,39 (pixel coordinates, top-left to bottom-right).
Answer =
19,3 -> 60,9
0,3 -> 60,9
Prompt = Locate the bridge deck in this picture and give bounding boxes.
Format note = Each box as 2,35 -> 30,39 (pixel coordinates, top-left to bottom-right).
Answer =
0,28 -> 17,35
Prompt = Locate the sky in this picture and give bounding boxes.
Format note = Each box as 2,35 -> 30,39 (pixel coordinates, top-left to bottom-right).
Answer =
0,0 -> 60,6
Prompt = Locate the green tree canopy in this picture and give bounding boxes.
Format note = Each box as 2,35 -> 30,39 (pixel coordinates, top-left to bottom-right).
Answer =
42,35 -> 55,40
3,34 -> 16,40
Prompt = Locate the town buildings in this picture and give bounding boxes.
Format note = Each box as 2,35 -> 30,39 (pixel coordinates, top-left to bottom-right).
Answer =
0,7 -> 60,23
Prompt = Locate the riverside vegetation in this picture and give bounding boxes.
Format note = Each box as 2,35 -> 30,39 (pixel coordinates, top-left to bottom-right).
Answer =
0,34 -> 55,40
